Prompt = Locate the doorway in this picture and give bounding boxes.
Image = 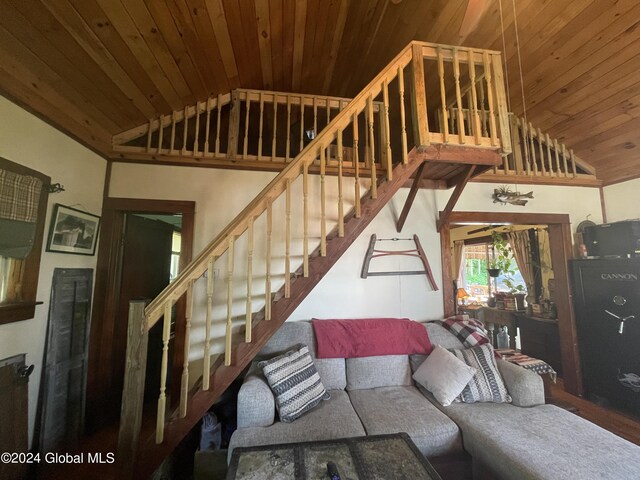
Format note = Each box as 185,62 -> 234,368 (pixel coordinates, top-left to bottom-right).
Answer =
86,198 -> 194,433
440,211 -> 582,396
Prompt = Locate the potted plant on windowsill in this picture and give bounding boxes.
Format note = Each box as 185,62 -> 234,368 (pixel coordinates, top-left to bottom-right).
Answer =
490,231 -> 527,310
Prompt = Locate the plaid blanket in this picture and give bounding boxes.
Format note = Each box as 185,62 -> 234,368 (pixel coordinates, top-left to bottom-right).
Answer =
495,349 -> 557,382
437,315 -> 490,348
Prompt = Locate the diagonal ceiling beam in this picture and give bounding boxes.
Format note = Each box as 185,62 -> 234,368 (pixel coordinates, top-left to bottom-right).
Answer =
396,160 -> 427,232
437,164 -> 476,232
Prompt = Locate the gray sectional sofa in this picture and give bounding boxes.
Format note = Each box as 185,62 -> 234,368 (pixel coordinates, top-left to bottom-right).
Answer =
228,321 -> 640,480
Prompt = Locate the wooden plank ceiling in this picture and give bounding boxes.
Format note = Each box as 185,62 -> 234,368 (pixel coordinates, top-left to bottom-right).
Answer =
0,0 -> 638,185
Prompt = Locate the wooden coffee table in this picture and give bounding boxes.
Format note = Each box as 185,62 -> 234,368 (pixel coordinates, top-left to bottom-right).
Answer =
227,433 -> 443,480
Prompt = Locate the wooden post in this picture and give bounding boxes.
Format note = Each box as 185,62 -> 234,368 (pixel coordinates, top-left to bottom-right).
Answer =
117,301 -> 148,475
156,300 -> 172,444
271,96 -> 278,162
313,97 -> 318,142
227,91 -> 240,161
437,47 -> 449,144
265,203 -> 272,320
491,53 -> 512,155
367,95 -> 377,199
299,97 -> 305,155
245,218 -> 254,343
303,162 -> 309,276
203,257 -> 214,390
453,48 -> 465,144
382,79 -> 392,180
320,146 -> 327,256
179,282 -> 193,418
353,112 -> 361,218
225,237 -> 235,366
410,43 -> 429,148
538,128 -> 546,176
286,95 -> 291,162
398,66 -> 408,163
258,92 -> 265,161
478,73 -> 488,137
468,51 -> 481,145
243,94 -> 250,157
285,179 -> 291,297
337,129 -> 344,237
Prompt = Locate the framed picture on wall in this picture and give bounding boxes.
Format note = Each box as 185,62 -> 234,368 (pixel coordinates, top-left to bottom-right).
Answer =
46,204 -> 101,256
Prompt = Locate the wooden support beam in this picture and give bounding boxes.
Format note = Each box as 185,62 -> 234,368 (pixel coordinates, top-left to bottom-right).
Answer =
413,144 -> 501,166
396,161 -> 427,232
437,164 -> 476,232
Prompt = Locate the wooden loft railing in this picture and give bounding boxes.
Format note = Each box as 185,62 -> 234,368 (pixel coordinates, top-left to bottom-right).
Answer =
114,40 -> 510,477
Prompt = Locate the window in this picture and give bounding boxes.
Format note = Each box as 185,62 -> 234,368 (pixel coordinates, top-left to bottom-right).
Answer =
0,157 -> 50,324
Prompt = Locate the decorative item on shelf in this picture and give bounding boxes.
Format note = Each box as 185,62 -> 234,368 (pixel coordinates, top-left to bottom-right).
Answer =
491,186 -> 534,206
532,304 -> 544,316
504,297 -> 518,311
487,296 -> 497,308
457,288 -> 470,306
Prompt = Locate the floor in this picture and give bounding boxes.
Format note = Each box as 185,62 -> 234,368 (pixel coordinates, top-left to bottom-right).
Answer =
546,378 -> 640,446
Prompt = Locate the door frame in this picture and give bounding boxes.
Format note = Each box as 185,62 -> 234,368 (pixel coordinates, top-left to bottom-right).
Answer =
86,197 -> 195,432
440,211 -> 583,396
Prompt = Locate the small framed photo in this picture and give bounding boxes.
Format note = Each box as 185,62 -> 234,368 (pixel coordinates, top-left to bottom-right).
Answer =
46,204 -> 101,256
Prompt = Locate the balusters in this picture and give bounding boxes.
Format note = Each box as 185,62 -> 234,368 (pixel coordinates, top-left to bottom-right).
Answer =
286,95 -> 291,162
204,98 -> 212,156
265,203 -> 272,320
367,95 -> 377,199
546,133 -> 554,175
182,106 -> 188,155
245,218 -> 254,343
529,122 -> 538,175
170,111 -> 177,154
468,51 -> 481,145
146,119 -> 152,152
156,300 -> 172,444
522,121 -> 531,176
303,162 -> 309,276
243,94 -> 250,157
353,112 -> 361,218
193,101 -> 201,155
538,128 -> 546,176
225,237 -> 234,366
570,149 -> 577,178
326,99 -> 331,127
299,98 -> 305,155
215,95 -> 222,155
337,129 -> 344,237
258,92 -> 264,161
320,146 -> 327,256
553,139 -> 561,176
382,79 -> 392,180
483,52 -> 497,146
398,66 -> 408,163
561,144 -> 569,177
272,96 -> 278,162
478,72 -> 488,137
436,48 -> 449,144
179,281 -> 194,418
203,257 -> 215,390
313,97 -> 318,141
453,48 -> 465,143
157,115 -> 164,154
285,179 -> 291,298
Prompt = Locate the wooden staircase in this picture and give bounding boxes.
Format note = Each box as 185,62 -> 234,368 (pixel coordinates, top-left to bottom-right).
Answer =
51,41 -> 513,479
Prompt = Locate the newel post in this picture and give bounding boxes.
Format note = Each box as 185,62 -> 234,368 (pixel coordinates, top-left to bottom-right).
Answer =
409,43 -> 430,149
117,300 -> 149,476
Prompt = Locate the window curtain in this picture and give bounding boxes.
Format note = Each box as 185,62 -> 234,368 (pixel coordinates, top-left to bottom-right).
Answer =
452,240 -> 465,286
506,231 -> 535,302
0,168 -> 43,259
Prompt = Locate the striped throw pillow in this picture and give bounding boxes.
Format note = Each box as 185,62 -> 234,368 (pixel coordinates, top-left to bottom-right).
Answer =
450,343 -> 511,404
258,344 -> 330,423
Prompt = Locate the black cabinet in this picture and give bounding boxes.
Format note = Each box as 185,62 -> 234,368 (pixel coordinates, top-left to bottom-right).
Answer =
571,258 -> 640,418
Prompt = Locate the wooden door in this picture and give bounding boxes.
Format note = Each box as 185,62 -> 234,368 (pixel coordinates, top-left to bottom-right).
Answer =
109,214 -> 174,421
39,269 -> 93,453
0,354 -> 30,480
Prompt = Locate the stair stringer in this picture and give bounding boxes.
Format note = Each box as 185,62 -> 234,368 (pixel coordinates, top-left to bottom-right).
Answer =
134,150 -> 428,478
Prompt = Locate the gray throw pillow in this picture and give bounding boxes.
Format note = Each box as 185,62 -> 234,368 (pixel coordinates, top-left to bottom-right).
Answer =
450,343 -> 512,403
258,344 -> 330,422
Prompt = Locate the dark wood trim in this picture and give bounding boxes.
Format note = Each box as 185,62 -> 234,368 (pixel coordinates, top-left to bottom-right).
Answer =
396,161 -> 427,232
599,186 -> 608,223
86,198 -> 195,433
437,165 -> 476,232
548,222 -> 583,395
0,157 -> 50,325
102,161 -> 112,201
438,211 -> 582,396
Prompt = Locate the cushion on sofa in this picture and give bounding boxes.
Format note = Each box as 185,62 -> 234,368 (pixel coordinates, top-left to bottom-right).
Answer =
347,386 -> 462,456
258,344 -> 330,423
258,321 -> 346,390
412,345 -> 477,406
441,402 -> 640,480
451,343 -> 511,403
410,322 -> 465,372
346,355 -> 412,390
496,359 -> 544,407
228,389 -> 366,462
236,364 -> 275,428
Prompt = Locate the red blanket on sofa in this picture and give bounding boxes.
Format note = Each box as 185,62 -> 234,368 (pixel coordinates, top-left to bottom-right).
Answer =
312,318 -> 433,358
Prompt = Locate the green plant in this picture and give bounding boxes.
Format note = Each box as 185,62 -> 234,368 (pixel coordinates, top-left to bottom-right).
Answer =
490,231 -> 525,294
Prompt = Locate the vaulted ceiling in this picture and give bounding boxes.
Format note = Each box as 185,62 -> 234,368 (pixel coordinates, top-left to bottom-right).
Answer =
0,0 -> 638,185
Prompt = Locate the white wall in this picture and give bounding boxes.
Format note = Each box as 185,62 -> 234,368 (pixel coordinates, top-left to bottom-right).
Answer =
0,96 -> 106,447
603,178 -> 640,223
